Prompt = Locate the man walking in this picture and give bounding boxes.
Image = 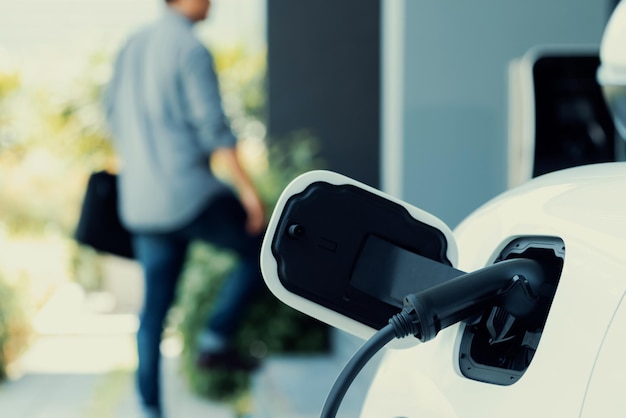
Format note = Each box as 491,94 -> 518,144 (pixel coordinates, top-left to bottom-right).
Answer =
104,0 -> 265,415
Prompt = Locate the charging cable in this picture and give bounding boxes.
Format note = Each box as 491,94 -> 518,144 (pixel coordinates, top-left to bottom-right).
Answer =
320,258 -> 545,418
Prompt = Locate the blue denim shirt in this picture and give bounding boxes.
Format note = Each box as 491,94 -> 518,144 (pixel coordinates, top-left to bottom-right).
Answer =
105,9 -> 237,232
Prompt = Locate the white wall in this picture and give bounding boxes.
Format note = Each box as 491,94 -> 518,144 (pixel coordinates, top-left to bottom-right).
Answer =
0,0 -> 265,60
382,0 -> 611,228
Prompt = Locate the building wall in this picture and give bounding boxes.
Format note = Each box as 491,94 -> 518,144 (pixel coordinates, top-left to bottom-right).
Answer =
267,0 -> 380,188
383,0 -> 612,228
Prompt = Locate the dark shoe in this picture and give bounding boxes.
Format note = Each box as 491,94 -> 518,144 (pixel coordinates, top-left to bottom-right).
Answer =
196,348 -> 260,372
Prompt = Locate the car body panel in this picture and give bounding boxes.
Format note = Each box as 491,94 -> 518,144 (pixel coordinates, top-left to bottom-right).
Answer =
362,163 -> 626,417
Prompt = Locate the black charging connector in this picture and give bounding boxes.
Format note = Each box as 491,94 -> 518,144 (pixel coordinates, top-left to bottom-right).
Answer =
392,258 -> 545,342
321,258 -> 546,418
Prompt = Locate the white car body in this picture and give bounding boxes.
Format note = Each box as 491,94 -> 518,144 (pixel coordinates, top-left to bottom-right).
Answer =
361,162 -> 626,417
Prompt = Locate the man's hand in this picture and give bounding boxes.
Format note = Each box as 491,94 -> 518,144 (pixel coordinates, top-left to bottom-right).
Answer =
212,147 -> 267,235
240,188 -> 266,235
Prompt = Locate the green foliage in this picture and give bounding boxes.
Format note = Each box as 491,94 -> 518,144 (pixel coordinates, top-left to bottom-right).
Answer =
255,131 -> 324,205
171,48 -> 330,402
0,40 -> 329,402
0,53 -> 116,237
0,275 -> 32,381
171,137 -> 328,402
212,45 -> 267,123
0,71 -> 20,102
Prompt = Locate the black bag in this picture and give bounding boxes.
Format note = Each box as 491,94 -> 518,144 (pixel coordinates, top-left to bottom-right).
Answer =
75,171 -> 134,259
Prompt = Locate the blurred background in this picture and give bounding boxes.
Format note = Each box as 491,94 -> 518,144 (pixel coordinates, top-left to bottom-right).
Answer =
0,1 -> 325,417
0,0 -> 624,417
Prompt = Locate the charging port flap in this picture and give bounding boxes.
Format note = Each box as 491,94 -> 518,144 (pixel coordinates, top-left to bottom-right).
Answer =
261,170 -> 459,342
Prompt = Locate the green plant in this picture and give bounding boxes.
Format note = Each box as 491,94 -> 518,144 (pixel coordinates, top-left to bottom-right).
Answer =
0,275 -> 32,382
171,136 -> 328,402
0,52 -> 116,238
1,39 -> 329,403
170,43 -> 330,402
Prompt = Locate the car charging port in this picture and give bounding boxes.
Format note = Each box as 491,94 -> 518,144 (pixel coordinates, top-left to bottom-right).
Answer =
458,236 -> 565,385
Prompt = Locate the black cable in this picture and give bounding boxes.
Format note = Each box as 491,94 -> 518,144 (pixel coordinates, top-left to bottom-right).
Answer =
319,307 -> 424,418
320,323 -> 397,418
320,258 -> 546,417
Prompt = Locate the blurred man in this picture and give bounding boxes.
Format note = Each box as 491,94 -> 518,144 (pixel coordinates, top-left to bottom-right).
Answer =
104,0 -> 265,416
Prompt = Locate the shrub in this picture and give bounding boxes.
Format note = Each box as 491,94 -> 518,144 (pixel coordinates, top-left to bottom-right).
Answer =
170,135 -> 329,401
172,243 -> 329,401
0,275 -> 32,381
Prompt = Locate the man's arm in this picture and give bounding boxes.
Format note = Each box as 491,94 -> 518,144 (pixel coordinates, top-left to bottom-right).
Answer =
181,44 -> 238,152
212,147 -> 266,235
181,44 -> 265,233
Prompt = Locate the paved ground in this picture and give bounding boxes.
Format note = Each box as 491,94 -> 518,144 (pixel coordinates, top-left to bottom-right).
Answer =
0,283 -> 236,418
0,334 -> 236,418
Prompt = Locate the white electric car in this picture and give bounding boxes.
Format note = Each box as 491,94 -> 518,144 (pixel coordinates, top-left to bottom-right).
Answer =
260,3 -> 626,416
260,164 -> 626,418
360,4 -> 626,414
361,162 -> 626,418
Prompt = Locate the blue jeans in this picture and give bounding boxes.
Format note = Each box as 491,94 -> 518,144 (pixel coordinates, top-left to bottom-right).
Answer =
132,192 -> 264,410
